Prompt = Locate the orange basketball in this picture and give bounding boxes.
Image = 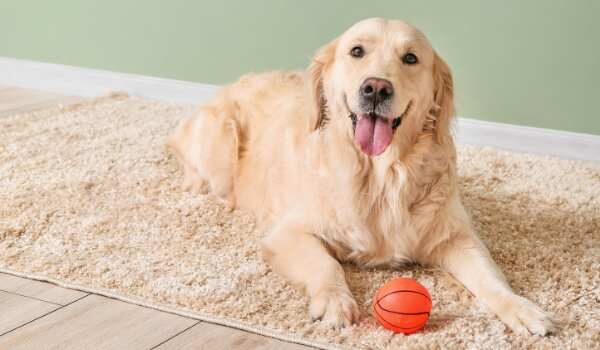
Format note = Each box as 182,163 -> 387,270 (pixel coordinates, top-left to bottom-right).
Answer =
372,277 -> 432,334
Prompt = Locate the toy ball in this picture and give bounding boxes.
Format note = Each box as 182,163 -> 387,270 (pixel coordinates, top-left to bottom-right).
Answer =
372,277 -> 432,334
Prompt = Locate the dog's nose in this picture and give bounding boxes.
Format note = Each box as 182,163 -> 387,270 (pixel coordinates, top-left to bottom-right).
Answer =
360,78 -> 394,104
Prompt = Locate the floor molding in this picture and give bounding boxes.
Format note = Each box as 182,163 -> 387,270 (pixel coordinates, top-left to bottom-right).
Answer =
0,57 -> 217,104
1,56 -> 598,162
454,118 -> 600,162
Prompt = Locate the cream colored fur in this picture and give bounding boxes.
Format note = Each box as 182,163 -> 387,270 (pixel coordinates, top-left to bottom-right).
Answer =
169,18 -> 555,335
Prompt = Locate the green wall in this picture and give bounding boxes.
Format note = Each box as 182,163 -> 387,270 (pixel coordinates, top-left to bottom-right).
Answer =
2,1 -> 599,135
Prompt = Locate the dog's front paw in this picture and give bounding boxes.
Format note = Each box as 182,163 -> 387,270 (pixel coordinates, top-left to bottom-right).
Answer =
181,172 -> 209,194
309,288 -> 360,328
496,295 -> 556,336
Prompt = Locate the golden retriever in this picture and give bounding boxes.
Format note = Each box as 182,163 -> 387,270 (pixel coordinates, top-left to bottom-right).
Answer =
169,18 -> 554,335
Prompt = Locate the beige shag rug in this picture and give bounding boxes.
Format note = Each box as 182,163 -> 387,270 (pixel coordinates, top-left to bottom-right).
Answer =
1,94 -> 599,349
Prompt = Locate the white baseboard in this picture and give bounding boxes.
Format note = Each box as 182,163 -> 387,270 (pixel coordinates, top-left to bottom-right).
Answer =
0,57 -> 218,104
1,56 -> 598,162
454,118 -> 600,162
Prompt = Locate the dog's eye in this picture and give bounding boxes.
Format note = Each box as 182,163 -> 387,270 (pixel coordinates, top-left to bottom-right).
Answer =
350,46 -> 364,58
402,53 -> 418,65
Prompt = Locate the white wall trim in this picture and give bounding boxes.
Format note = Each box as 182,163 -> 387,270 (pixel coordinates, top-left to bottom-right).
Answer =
1,56 -> 598,162
0,57 -> 218,104
453,118 -> 599,162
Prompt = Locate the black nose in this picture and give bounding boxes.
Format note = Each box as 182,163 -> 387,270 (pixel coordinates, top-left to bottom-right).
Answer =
360,78 -> 394,105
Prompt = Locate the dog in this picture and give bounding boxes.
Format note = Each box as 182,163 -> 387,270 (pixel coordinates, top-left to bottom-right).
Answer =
169,18 -> 555,335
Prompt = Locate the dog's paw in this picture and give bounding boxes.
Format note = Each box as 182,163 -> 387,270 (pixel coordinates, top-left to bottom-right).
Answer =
309,288 -> 360,328
496,295 -> 556,336
215,192 -> 236,212
182,173 -> 209,194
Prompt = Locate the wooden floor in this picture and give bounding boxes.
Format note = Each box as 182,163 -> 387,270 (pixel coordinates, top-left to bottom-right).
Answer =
0,87 -> 310,350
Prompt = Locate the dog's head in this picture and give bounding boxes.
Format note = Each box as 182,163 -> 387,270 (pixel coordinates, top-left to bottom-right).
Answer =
309,18 -> 454,157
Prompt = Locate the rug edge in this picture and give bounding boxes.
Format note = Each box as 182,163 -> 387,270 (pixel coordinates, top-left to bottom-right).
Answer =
0,267 -> 352,350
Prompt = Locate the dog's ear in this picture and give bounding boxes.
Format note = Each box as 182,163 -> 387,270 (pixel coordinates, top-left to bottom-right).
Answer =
431,52 -> 455,144
307,39 -> 338,130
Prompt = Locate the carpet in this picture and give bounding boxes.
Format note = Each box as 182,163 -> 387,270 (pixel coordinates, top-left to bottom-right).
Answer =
1,94 -> 598,349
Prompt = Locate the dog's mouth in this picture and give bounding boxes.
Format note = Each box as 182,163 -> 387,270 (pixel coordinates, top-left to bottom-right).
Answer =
346,100 -> 411,157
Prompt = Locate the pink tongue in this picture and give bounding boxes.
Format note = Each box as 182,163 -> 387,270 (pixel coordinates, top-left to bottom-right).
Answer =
354,114 -> 394,156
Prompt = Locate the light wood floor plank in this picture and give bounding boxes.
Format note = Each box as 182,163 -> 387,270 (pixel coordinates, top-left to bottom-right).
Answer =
0,273 -> 87,305
0,96 -> 86,118
0,291 -> 60,336
0,87 -> 64,110
0,294 -> 197,350
0,86 -> 86,118
153,322 -> 311,350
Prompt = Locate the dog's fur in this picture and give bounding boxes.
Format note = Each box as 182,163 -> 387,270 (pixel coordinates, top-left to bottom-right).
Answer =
169,18 -> 555,335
